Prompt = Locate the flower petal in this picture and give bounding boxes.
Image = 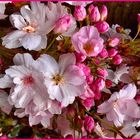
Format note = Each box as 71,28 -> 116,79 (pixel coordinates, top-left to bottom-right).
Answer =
0,90 -> 12,114
10,14 -> 27,30
20,34 -> 42,50
13,53 -> 34,67
0,75 -> 13,88
59,53 -> 76,74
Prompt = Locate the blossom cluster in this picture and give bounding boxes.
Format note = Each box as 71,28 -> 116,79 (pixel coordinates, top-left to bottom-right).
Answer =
0,1 -> 140,138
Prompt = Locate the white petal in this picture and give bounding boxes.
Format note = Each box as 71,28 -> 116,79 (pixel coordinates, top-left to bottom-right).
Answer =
0,90 -> 12,114
59,53 -> 76,74
63,65 -> 85,86
48,85 -> 63,102
61,96 -> 75,107
13,53 -> 34,67
14,109 -> 26,118
0,75 -> 13,88
20,34 -> 42,50
48,101 -> 61,114
20,5 -> 36,24
61,83 -> 85,97
119,83 -> 137,99
6,65 -> 31,79
36,54 -> 59,75
2,31 -> 26,49
10,14 -> 27,30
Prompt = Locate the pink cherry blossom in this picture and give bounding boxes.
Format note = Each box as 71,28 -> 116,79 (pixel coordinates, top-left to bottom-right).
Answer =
98,83 -> 140,126
0,53 -> 62,128
72,26 -> 104,57
2,2 -> 49,51
35,53 -> 86,107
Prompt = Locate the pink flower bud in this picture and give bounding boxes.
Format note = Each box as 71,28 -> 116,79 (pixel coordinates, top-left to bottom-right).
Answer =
89,6 -> 100,22
97,68 -> 108,78
99,48 -> 108,59
88,4 -> 94,14
113,54 -> 122,65
108,48 -> 118,57
84,116 -> 95,133
108,37 -> 120,47
75,53 -> 86,63
95,21 -> 109,33
54,14 -> 71,34
82,98 -> 94,110
94,77 -> 105,91
86,75 -> 93,84
77,63 -> 91,76
74,5 -> 87,21
100,5 -> 108,21
135,94 -> 140,104
137,14 -> 140,23
105,79 -> 112,88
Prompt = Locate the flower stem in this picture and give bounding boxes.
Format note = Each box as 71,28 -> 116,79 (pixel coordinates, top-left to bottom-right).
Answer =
132,25 -> 140,41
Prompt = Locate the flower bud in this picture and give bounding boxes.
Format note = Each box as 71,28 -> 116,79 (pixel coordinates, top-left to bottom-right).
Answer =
97,68 -> 108,78
113,54 -> 122,65
89,6 -> 100,22
84,116 -> 95,133
105,79 -> 112,88
88,4 -> 94,14
82,98 -> 94,110
77,63 -> 91,76
135,94 -> 140,104
137,14 -> 140,23
95,21 -> 109,33
100,5 -> 108,21
54,14 -> 71,34
108,48 -> 118,57
108,37 -> 120,47
74,5 -> 87,21
86,75 -> 93,84
94,77 -> 105,91
99,48 -> 108,59
75,53 -> 86,63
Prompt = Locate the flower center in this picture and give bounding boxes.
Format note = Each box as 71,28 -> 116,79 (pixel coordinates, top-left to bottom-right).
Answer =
83,43 -> 94,54
23,75 -> 34,85
52,74 -> 64,85
22,25 -> 36,33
